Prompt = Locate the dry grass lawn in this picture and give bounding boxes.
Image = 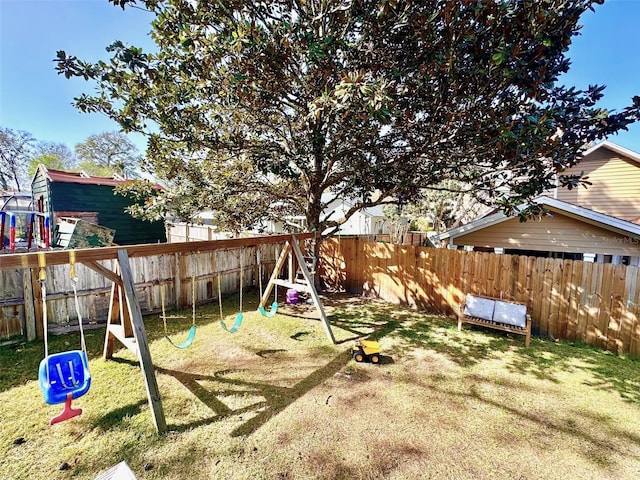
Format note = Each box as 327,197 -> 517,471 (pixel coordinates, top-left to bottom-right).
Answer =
1,290 -> 639,479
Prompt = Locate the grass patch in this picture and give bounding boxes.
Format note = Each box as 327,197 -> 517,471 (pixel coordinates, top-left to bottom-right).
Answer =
1,290 -> 639,479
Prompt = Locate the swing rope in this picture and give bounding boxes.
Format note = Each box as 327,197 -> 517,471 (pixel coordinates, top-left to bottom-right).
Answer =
257,246 -> 278,318
161,255 -> 197,349
37,253 -> 90,375
220,249 -> 244,333
69,251 -> 87,355
39,253 -> 49,362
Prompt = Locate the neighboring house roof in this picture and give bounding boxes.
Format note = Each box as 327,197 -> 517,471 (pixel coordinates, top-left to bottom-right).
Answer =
436,196 -> 640,243
579,140 -> 640,165
437,140 -> 640,247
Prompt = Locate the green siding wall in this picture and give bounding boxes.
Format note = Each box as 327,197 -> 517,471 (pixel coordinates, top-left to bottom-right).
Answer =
31,169 -> 52,217
48,182 -> 166,245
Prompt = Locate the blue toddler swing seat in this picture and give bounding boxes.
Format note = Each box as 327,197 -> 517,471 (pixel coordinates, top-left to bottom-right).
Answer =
37,253 -> 91,425
39,350 -> 91,423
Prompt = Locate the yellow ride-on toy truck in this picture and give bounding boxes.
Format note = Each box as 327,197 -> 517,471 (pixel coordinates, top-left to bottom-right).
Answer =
351,339 -> 381,364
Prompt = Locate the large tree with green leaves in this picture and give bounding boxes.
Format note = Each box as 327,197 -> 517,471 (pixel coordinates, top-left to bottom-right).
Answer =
74,131 -> 141,178
56,0 -> 640,236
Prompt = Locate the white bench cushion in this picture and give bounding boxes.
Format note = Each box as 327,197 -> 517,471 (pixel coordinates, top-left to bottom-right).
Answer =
493,300 -> 527,328
463,295 -> 495,321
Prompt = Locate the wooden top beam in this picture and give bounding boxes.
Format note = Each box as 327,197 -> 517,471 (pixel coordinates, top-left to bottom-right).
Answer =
0,233 -> 313,271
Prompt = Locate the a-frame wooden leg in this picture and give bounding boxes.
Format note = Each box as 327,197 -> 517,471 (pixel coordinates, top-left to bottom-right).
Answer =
103,281 -> 120,360
117,249 -> 167,434
258,243 -> 291,309
258,236 -> 336,345
103,264 -> 137,360
290,236 -> 336,344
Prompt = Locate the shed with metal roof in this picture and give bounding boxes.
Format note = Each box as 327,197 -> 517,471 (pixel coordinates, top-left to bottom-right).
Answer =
31,165 -> 166,246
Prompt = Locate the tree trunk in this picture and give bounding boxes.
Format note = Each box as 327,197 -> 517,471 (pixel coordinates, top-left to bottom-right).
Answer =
306,193 -> 324,290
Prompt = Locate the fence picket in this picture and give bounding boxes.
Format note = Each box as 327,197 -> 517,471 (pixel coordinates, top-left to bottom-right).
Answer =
557,259 -> 573,339
607,265 -> 628,354
626,267 -> 640,357
565,260 -> 582,341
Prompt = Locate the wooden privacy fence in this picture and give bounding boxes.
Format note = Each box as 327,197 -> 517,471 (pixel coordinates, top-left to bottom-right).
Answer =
320,238 -> 640,358
4,234 -> 639,357
165,223 -> 231,243
0,234 -> 307,344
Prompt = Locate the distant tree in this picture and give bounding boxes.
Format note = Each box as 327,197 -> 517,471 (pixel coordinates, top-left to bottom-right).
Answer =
28,142 -> 76,178
57,0 -> 640,242
28,154 -> 67,179
402,182 -> 487,233
0,127 -> 34,191
35,141 -> 75,166
74,131 -> 141,178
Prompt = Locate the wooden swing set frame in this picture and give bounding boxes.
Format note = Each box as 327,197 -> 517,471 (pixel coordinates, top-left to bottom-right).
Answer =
2,234 -> 334,434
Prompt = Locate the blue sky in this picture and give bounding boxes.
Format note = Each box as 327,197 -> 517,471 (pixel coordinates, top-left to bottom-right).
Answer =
1,0 -> 639,155
0,0 -> 156,152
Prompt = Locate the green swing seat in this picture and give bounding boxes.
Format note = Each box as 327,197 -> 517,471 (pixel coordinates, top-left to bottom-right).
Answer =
165,325 -> 197,349
258,301 -> 278,318
220,312 -> 244,334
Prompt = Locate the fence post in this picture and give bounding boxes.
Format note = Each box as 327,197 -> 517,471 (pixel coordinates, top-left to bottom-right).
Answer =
174,253 -> 182,309
22,268 -> 37,341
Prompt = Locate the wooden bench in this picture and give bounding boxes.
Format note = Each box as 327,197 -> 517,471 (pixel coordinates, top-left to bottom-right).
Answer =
458,294 -> 532,347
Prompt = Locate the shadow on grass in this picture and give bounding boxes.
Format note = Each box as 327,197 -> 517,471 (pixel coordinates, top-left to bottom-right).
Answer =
330,299 -> 506,368
427,375 -> 640,471
290,331 -> 313,341
94,399 -> 148,430
155,350 -> 352,437
329,296 -> 640,404
507,340 -> 640,404
2,291 -> 638,442
330,300 -> 402,344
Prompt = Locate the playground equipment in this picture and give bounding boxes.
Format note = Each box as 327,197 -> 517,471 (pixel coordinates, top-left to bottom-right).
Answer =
160,253 -> 198,348
351,339 -> 382,364
281,237 -> 317,305
0,210 -> 50,251
258,235 -> 335,344
3,233 -> 332,434
37,251 -> 91,425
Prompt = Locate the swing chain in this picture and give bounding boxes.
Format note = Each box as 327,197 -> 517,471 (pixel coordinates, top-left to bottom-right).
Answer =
38,252 -> 48,359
